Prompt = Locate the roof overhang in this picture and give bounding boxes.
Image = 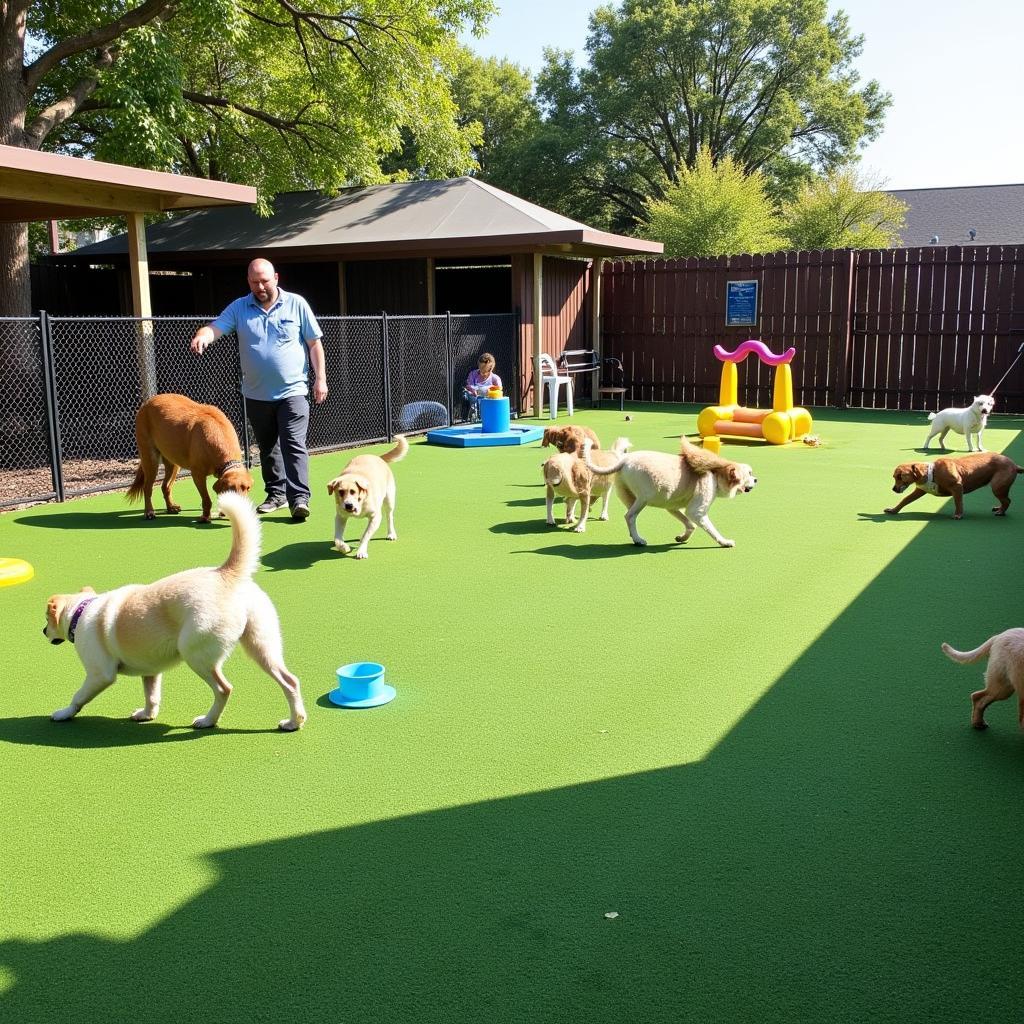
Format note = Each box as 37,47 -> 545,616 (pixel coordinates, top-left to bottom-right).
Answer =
0,145 -> 257,222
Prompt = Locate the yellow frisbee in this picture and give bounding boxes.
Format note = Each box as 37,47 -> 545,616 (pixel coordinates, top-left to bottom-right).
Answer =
0,557 -> 34,587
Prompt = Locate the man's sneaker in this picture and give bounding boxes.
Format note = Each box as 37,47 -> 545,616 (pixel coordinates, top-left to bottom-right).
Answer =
290,501 -> 310,521
256,497 -> 287,515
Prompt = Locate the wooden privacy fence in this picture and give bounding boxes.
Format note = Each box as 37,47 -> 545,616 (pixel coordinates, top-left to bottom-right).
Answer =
602,246 -> 1024,413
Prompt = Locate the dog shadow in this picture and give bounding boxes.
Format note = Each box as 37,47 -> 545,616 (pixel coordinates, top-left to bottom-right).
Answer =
504,497 -> 546,508
261,540 -> 346,571
12,509 -> 224,531
515,540 -> 694,559
489,519 -> 560,536
0,715 -> 274,748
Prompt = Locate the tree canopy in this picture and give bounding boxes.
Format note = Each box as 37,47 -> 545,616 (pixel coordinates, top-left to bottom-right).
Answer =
501,0 -> 890,233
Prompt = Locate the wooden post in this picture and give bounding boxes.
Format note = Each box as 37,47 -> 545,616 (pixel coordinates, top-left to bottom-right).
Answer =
426,257 -> 435,315
337,261 -> 348,314
591,256 -> 604,401
533,252 -> 543,416
126,211 -> 157,400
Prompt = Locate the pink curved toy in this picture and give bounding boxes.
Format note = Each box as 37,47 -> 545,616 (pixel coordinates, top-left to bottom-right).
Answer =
713,339 -> 796,365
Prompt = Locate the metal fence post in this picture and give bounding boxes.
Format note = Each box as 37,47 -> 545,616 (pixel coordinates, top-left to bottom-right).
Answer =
445,310 -> 454,425
381,311 -> 393,440
38,310 -> 66,502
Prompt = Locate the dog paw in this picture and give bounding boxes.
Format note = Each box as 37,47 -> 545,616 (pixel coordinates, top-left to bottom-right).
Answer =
332,542 -> 349,554
191,715 -> 216,729
632,537 -> 648,546
278,718 -> 303,732
386,533 -> 397,541
599,513 -> 609,521
166,505 -> 181,514
883,507 -> 897,515
718,538 -> 736,548
51,705 -> 78,721
355,550 -> 369,560
993,508 -> 1006,516
573,524 -> 586,533
144,510 -> 156,520
545,519 -> 556,526
131,708 -> 156,722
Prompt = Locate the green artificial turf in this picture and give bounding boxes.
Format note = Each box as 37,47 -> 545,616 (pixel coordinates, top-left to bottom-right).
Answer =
3,405 -> 1024,1022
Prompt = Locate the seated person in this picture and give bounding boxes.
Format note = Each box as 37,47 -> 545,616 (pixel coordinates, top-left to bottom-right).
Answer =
462,352 -> 502,419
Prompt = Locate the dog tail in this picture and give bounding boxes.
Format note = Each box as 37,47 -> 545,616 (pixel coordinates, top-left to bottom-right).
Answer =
678,434 -> 724,474
381,435 -> 409,464
941,637 -> 995,665
125,463 -> 146,504
216,492 -> 262,584
582,438 -> 626,476
611,436 -> 632,455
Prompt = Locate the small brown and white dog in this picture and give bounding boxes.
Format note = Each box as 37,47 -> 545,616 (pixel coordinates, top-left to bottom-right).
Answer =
43,492 -> 305,731
942,629 -> 1024,730
584,436 -> 757,547
884,452 -> 1024,519
327,435 -> 408,559
924,394 -> 995,452
127,393 -> 253,522
541,425 -> 601,456
543,437 -> 631,532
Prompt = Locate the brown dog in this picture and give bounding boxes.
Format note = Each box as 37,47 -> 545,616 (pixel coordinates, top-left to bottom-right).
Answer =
884,452 -> 1024,519
127,394 -> 253,522
541,425 -> 601,456
942,629 -> 1024,730
544,437 -> 631,532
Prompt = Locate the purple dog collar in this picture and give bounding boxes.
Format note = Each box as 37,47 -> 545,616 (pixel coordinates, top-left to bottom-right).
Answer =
68,597 -> 95,644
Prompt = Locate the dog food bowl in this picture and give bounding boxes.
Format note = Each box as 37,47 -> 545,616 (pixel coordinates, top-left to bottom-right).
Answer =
328,661 -> 396,708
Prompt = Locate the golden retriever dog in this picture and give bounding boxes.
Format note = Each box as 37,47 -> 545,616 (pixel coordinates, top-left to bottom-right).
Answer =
327,435 -> 409,559
884,452 -> 1024,519
942,628 -> 1024,730
541,424 -> 601,456
583,436 -> 757,547
43,492 -> 305,731
544,437 -> 631,532
127,393 -> 253,522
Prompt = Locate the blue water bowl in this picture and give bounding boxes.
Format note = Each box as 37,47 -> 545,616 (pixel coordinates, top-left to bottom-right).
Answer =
328,661 -> 396,709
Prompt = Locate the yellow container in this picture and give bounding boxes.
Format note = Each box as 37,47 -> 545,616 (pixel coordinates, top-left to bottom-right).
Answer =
487,386 -> 503,399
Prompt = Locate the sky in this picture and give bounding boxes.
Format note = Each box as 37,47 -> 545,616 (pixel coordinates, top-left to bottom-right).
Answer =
460,0 -> 1024,190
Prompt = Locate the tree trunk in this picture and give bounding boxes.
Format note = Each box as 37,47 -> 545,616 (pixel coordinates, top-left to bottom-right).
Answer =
1,1 -> 32,315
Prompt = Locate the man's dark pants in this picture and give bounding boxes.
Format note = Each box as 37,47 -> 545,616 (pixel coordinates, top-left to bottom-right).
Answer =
246,395 -> 311,506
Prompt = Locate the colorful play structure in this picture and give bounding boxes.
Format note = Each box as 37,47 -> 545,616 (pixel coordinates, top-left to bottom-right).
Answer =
698,340 -> 813,446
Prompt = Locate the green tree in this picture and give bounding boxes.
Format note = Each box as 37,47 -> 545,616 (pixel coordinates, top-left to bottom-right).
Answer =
515,0 -> 890,233
0,0 -> 495,314
448,50 -> 541,198
642,146 -> 783,257
780,169 -> 907,249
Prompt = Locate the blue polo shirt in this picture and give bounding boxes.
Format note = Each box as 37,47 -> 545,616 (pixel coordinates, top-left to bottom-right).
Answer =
212,288 -> 322,401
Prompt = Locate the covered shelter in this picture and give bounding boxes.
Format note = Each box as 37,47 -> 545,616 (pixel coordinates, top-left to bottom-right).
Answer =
56,177 -> 663,413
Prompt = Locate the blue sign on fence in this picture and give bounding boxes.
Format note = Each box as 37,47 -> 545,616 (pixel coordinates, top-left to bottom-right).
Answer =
725,280 -> 758,326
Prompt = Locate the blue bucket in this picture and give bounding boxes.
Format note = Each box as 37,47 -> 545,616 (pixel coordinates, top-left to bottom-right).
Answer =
328,662 -> 396,708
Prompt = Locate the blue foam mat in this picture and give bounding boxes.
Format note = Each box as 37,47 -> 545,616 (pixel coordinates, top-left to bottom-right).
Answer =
426,425 -> 544,448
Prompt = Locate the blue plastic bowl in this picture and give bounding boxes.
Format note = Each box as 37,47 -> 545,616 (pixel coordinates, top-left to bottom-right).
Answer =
328,661 -> 396,708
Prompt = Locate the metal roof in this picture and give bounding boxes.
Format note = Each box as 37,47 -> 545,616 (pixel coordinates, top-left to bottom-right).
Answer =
66,177 -> 663,261
0,144 -> 257,221
887,183 -> 1024,247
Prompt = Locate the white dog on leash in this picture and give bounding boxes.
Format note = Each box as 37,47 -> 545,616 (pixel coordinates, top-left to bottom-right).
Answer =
923,394 -> 994,452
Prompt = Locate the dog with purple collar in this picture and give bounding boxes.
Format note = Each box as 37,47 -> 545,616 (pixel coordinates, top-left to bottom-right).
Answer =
43,492 -> 306,731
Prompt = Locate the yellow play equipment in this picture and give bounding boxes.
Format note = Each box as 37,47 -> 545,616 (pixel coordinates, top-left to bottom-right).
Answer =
698,339 -> 813,446
0,557 -> 34,587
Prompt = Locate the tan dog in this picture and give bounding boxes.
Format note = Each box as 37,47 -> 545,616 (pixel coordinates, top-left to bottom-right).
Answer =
942,629 -> 1024,730
544,437 -> 631,532
327,435 -> 409,559
127,393 -> 253,522
583,436 -> 757,547
43,492 -> 305,731
884,452 -> 1024,519
541,425 -> 601,456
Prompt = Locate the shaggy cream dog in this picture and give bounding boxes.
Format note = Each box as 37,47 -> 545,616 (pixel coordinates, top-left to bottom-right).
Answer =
942,628 -> 1024,730
327,435 -> 408,559
583,436 -> 757,547
924,394 -> 994,452
43,492 -> 306,731
543,437 -> 631,532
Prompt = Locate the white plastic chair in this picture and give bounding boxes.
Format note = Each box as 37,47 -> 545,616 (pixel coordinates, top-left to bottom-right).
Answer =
538,352 -> 574,418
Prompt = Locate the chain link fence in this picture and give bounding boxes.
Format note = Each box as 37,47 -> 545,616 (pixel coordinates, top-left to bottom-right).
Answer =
0,311 -> 519,510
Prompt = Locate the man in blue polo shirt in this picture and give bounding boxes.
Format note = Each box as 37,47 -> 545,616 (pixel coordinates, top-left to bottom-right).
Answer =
190,259 -> 328,520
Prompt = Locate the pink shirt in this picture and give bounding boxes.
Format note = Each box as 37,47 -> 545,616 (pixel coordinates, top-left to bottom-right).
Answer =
466,369 -> 502,392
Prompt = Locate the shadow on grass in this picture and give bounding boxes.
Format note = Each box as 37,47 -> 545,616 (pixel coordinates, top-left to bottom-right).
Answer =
0,715 -> 274,748
3,439 -> 1023,1024
261,540 -> 344,571
12,510 -> 226,531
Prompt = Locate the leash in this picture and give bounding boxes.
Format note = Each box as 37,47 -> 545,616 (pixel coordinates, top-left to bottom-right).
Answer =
989,342 -> 1024,396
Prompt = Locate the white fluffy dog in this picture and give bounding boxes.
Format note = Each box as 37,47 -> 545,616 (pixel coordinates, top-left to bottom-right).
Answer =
924,394 -> 994,452
43,492 -> 306,731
